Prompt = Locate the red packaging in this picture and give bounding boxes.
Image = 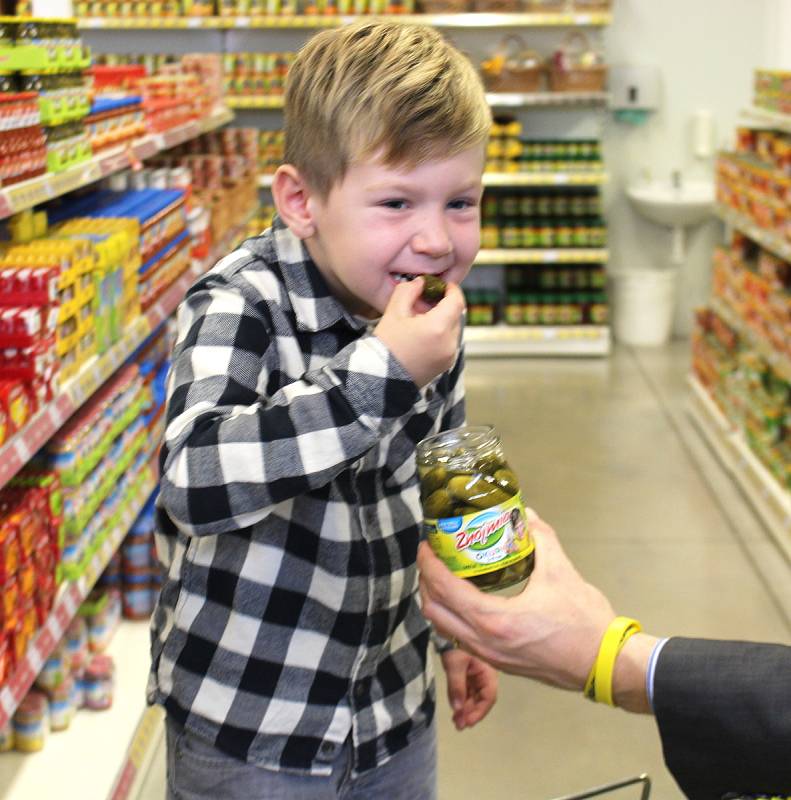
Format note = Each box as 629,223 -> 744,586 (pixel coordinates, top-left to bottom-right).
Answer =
0,523 -> 19,584
0,634 -> 10,686
16,557 -> 35,600
9,616 -> 27,666
2,574 -> 18,627
0,381 -> 32,433
18,599 -> 36,643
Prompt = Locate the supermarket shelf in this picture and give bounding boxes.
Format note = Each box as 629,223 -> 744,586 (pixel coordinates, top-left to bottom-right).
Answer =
0,209 -> 254,493
0,620 -> 159,800
709,297 -> 791,384
0,467 -> 158,733
486,91 -> 609,108
0,107 -> 234,220
741,105 -> 791,133
714,202 -> 791,265
108,705 -> 165,800
235,93 -> 609,112
464,324 -> 610,356
475,247 -> 608,264
687,374 -> 791,560
227,96 -> 284,110
78,12 -> 613,30
482,171 -> 607,187
258,171 -> 607,189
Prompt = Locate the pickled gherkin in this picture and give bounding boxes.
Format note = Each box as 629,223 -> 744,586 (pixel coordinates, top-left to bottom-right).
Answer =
423,488 -> 455,519
421,275 -> 446,303
416,425 -> 535,592
420,465 -> 449,496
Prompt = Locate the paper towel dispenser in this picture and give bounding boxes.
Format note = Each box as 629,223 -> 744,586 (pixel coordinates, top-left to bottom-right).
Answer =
609,64 -> 661,111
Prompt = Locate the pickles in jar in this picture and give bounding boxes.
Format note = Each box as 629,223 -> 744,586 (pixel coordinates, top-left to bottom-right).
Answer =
416,426 -> 534,592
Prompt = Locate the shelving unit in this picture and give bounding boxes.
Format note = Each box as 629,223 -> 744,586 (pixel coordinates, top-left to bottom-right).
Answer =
486,91 -> 609,108
233,92 -> 609,111
708,296 -> 791,385
77,12 -> 613,30
464,323 -> 609,356
0,466 -> 157,734
0,620 -> 156,800
475,248 -> 607,264
0,213 -> 255,766
741,105 -> 791,133
81,9 -> 613,359
0,107 -> 233,220
714,201 -> 791,265
258,170 -> 608,189
690,96 -> 791,559
687,375 -> 791,559
0,211 -> 252,493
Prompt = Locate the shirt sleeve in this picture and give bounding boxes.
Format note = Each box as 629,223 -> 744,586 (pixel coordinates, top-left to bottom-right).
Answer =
159,274 -> 420,537
439,347 -> 466,432
646,637 -> 669,710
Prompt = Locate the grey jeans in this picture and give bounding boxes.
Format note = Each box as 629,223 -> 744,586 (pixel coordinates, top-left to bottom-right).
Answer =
165,716 -> 437,800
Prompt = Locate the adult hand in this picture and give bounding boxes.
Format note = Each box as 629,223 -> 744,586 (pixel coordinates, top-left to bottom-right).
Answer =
374,278 -> 465,388
419,511 -> 615,692
439,649 -> 498,731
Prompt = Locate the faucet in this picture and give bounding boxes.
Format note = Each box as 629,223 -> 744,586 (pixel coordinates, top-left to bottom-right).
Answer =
671,169 -> 683,190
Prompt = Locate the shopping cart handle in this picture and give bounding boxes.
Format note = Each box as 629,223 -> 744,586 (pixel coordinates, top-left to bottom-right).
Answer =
548,773 -> 652,800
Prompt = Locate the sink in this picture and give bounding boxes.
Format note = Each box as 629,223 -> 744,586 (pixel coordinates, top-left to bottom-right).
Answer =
626,178 -> 715,264
627,179 -> 715,228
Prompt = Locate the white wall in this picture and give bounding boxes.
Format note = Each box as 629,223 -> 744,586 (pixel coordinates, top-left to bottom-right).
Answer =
603,0 -> 772,335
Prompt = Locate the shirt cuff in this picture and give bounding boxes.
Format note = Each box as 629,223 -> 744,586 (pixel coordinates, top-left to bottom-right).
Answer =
646,637 -> 670,711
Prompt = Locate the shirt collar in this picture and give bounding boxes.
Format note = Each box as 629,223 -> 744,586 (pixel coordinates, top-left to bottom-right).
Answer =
271,215 -> 368,334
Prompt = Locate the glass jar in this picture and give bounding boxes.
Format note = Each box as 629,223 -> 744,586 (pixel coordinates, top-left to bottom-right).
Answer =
417,426 -> 535,591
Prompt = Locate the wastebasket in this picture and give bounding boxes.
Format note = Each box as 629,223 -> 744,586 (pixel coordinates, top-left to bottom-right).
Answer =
610,268 -> 677,346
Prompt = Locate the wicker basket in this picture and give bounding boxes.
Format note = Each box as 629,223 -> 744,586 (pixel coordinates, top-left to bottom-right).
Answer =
471,0 -> 521,10
549,32 -> 607,93
481,37 -> 545,93
524,0 -> 569,10
571,0 -> 612,10
416,0 -> 470,10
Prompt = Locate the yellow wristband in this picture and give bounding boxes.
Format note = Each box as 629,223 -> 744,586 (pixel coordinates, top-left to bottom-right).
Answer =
583,616 -> 642,706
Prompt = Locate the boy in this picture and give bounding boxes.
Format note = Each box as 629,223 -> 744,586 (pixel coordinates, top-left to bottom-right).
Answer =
149,19 -> 497,799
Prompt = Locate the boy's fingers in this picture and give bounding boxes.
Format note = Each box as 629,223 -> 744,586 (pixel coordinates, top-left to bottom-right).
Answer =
428,281 -> 465,320
386,276 -> 425,316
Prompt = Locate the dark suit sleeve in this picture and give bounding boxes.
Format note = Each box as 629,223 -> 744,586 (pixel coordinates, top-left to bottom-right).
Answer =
653,637 -> 791,800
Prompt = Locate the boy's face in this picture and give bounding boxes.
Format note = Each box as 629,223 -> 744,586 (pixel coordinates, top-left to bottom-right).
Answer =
304,146 -> 485,319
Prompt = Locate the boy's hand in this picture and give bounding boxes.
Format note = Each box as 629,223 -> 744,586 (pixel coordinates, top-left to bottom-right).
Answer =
440,649 -> 498,731
374,277 -> 466,388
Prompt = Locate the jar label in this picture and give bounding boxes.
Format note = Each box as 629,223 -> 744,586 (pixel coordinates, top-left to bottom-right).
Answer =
423,492 -> 534,579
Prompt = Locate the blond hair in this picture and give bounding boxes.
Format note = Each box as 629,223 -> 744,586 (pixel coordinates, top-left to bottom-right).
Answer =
284,20 -> 491,198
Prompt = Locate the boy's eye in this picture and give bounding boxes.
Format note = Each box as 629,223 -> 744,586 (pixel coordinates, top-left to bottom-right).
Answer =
381,199 -> 407,210
448,198 -> 476,210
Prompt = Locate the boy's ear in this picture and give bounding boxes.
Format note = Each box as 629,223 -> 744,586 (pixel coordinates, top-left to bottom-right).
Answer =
272,164 -> 318,239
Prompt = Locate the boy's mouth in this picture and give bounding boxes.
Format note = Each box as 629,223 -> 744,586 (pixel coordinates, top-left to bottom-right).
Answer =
391,271 -> 447,283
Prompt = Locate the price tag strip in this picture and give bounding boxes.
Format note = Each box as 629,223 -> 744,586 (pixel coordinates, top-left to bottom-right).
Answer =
475,248 -> 609,265
109,706 -> 166,800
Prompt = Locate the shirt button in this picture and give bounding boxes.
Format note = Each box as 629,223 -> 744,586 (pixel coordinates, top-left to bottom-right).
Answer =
425,387 -> 434,401
320,741 -> 336,755
354,682 -> 367,701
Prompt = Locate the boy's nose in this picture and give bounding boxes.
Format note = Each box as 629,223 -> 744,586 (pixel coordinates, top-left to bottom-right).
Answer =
411,217 -> 452,257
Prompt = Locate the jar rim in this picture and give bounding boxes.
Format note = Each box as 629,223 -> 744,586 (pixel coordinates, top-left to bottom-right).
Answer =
416,425 -> 499,463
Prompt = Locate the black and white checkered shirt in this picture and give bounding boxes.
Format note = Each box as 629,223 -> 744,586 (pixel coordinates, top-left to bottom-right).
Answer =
148,216 -> 465,777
